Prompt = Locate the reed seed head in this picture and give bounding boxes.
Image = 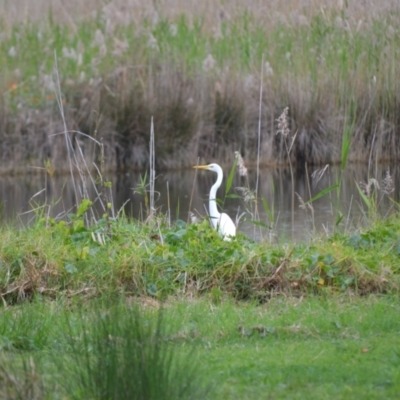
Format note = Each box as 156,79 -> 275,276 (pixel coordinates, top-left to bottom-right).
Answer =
360,178 -> 380,198
235,186 -> 255,203
235,151 -> 248,177
311,164 -> 329,186
296,192 -> 314,214
202,54 -> 216,71
382,169 -> 394,196
276,107 -> 290,137
265,61 -> 274,77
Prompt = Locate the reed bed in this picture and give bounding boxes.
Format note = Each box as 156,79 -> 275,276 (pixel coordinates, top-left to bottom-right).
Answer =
1,0 -> 400,172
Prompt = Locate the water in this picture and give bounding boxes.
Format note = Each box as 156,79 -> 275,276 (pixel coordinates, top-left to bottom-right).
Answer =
1,164 -> 397,241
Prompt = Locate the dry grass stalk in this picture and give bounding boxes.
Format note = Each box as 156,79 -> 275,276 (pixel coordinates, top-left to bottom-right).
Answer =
296,192 -> 315,218
149,116 -> 156,219
311,164 -> 330,187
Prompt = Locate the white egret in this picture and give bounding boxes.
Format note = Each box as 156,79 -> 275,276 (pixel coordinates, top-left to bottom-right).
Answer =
193,163 -> 236,240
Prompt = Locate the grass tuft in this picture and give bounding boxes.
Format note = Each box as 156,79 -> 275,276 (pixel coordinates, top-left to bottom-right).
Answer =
63,302 -> 212,400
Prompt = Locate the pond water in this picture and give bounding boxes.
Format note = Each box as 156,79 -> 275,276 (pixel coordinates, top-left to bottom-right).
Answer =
0,163 -> 397,241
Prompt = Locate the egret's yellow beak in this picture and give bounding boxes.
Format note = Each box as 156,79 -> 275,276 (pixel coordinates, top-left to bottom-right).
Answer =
193,165 -> 209,170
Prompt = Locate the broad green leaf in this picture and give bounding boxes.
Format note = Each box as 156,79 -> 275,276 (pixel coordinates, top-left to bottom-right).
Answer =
335,212 -> 344,226
306,184 -> 339,204
225,156 -> 238,194
261,197 -> 274,223
355,182 -> 371,208
77,199 -> 93,218
341,124 -> 352,171
65,263 -> 77,274
248,219 -> 271,229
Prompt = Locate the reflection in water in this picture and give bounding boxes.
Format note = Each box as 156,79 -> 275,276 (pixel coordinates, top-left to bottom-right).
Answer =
0,164 -> 397,241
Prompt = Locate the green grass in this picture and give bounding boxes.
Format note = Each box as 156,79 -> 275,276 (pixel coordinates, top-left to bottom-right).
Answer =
0,296 -> 399,399
198,297 -> 400,399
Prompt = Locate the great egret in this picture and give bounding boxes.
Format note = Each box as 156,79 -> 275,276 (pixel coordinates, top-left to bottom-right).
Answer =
193,163 -> 236,240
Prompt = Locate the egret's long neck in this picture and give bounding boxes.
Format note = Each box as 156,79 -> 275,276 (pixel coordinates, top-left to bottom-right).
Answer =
209,168 -> 223,218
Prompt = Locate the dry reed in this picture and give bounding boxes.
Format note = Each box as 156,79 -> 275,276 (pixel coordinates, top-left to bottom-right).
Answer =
0,0 -> 400,173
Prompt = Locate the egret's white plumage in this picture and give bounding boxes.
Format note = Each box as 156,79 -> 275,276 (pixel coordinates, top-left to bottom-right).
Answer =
193,163 -> 236,240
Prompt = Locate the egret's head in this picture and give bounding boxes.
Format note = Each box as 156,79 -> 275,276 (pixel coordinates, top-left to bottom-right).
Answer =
193,163 -> 221,174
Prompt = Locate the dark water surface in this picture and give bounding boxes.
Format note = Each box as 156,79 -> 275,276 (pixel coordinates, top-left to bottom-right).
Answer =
1,164 -> 397,241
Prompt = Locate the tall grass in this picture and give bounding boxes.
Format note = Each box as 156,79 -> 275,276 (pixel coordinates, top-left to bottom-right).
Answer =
0,356 -> 44,400
0,1 -> 400,172
0,300 -> 213,399
64,302 -> 212,400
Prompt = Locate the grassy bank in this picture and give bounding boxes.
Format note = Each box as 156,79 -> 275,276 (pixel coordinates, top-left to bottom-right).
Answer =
0,208 -> 399,304
1,0 -> 400,172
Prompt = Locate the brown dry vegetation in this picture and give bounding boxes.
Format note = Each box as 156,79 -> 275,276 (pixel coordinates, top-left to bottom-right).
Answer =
1,0 -> 400,173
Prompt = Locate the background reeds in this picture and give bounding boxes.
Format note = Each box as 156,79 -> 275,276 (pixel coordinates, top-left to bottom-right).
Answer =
0,0 -> 400,173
